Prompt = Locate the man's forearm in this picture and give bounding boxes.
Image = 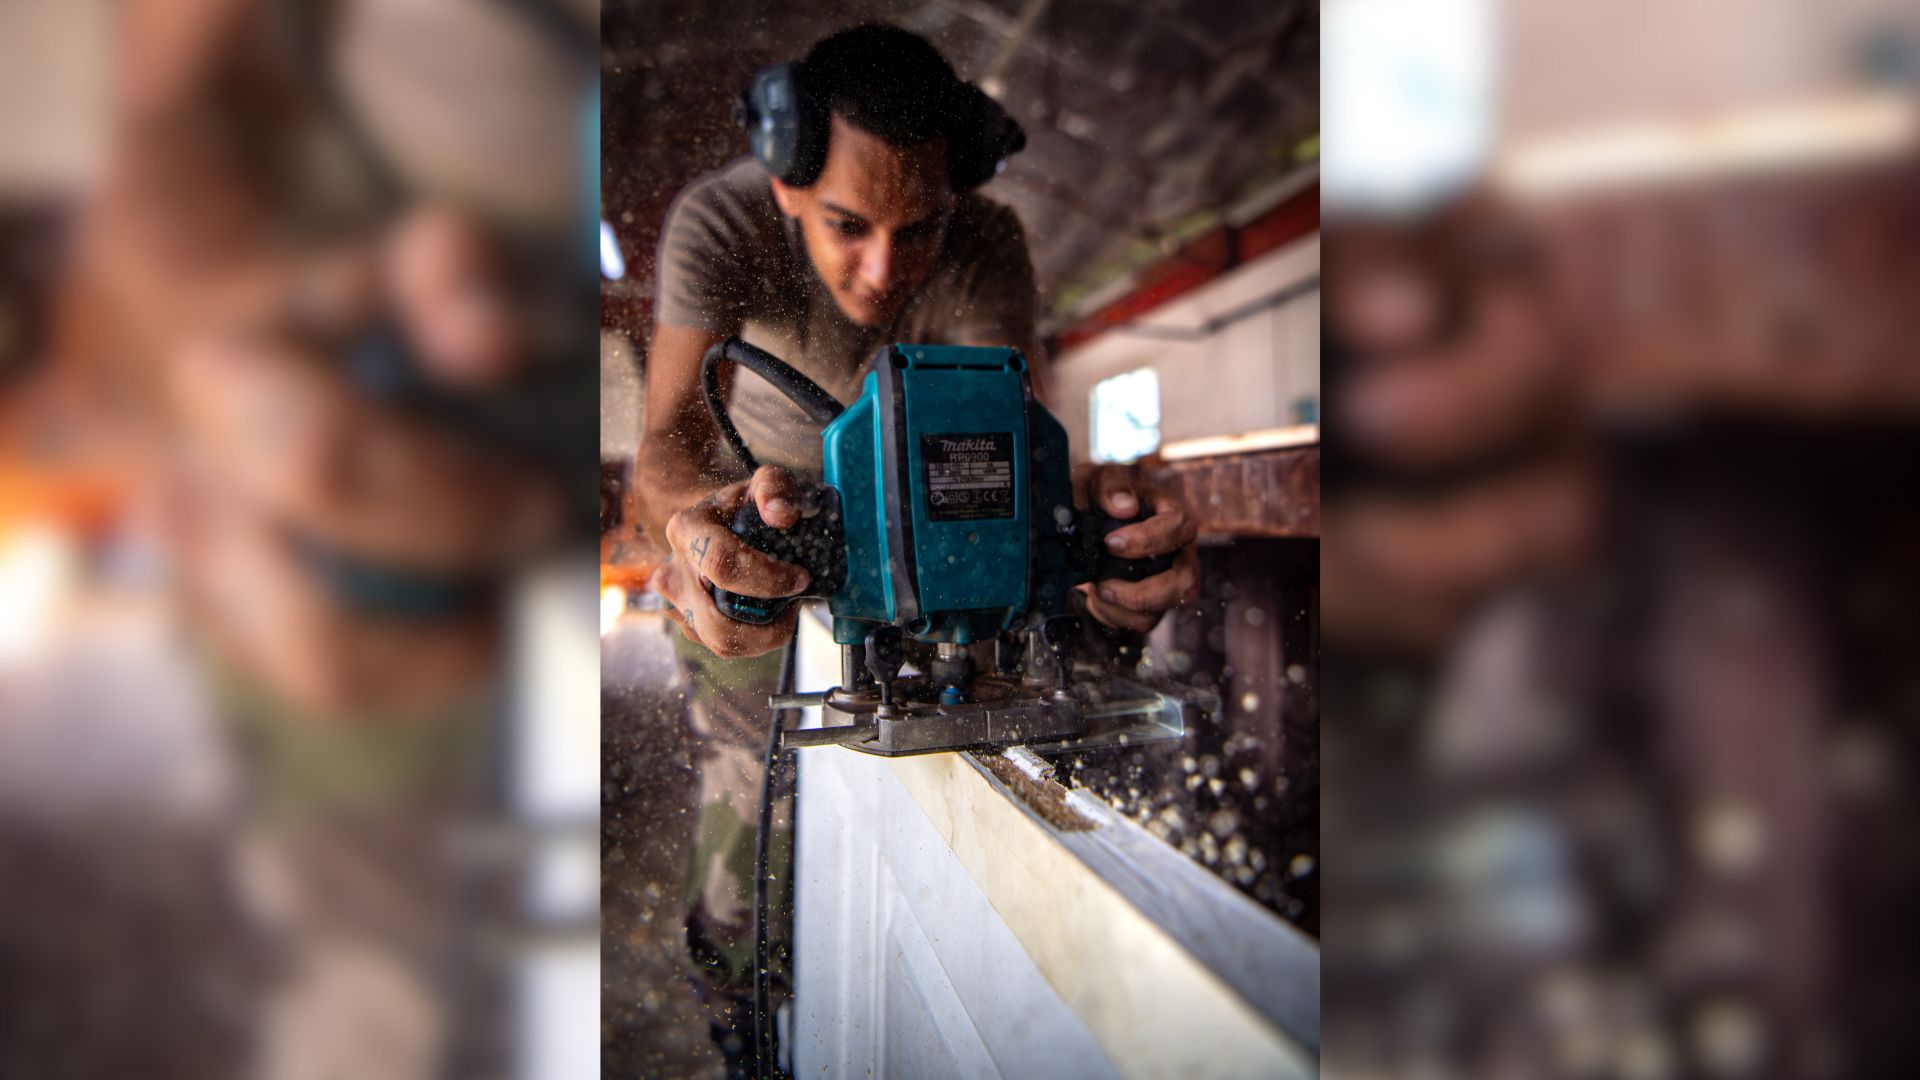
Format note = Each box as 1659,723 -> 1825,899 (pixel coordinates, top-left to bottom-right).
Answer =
635,321 -> 739,544
633,436 -> 739,545
634,449 -> 703,544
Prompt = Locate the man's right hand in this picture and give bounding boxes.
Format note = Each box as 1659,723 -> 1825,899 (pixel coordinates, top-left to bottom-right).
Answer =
650,464 -> 813,658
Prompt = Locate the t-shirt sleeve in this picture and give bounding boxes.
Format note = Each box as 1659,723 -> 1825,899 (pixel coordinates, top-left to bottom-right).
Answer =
948,202 -> 1040,359
654,180 -> 751,334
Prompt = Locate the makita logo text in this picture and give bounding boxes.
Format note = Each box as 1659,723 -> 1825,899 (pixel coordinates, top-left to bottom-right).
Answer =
937,437 -> 997,453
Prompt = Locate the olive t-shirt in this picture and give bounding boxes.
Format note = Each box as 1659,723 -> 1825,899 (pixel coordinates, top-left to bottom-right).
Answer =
655,158 -> 1039,472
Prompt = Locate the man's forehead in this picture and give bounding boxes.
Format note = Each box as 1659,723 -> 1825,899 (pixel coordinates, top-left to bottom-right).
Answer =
811,115 -> 953,223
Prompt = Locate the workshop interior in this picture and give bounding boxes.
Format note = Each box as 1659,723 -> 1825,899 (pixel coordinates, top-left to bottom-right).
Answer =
599,1 -> 1318,1075
7,0 -> 1920,1077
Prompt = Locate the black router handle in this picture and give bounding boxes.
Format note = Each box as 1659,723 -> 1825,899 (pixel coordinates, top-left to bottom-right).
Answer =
708,488 -> 848,625
1077,506 -> 1178,583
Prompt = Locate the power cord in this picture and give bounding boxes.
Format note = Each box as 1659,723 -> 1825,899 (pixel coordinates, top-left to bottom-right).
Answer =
701,337 -> 847,473
752,637 -> 796,1078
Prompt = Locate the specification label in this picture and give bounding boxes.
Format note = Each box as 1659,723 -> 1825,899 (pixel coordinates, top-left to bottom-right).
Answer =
921,432 -> 1016,522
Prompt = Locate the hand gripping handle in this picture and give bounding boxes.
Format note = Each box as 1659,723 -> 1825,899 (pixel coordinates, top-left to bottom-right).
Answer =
707,488 -> 848,625
1075,505 -> 1178,584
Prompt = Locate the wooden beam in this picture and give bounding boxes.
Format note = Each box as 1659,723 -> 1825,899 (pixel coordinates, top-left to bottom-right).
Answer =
1145,445 -> 1320,539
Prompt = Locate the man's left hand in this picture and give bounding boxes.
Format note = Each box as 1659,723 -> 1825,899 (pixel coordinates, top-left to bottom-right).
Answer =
1073,463 -> 1202,634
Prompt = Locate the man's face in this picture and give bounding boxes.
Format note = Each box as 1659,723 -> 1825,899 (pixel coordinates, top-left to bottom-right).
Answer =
771,115 -> 956,328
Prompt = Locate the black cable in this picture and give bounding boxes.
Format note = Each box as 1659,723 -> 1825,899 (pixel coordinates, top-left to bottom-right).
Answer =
753,637 -> 797,1079
696,339 -> 831,1075
701,337 -> 847,474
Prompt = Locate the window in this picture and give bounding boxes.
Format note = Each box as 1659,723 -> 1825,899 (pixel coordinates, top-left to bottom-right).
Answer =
1090,367 -> 1161,463
1324,0 -> 1491,214
599,220 -> 625,280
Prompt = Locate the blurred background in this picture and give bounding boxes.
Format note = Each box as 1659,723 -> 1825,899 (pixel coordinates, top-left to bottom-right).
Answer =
1324,0 -> 1920,1076
0,1 -> 599,1077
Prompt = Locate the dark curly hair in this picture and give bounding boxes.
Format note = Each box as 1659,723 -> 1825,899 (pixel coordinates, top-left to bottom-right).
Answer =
800,23 -> 966,148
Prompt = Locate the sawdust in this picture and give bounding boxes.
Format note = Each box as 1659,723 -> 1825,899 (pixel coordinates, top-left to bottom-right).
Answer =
975,752 -> 1097,832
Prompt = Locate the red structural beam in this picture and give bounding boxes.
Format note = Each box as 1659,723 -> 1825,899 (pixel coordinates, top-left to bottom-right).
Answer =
1054,182 -> 1319,353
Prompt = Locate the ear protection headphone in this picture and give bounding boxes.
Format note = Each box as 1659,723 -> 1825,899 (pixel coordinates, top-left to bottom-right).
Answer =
736,60 -> 1027,191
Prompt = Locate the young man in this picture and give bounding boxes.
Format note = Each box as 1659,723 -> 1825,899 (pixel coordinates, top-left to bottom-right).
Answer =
631,22 -> 1202,1059
640,23 -> 1200,650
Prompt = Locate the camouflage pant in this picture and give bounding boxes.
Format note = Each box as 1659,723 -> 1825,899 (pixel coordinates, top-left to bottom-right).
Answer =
671,634 -> 794,996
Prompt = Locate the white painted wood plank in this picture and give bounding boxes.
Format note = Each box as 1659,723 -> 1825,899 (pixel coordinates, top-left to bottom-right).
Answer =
889,752 -> 1317,1080
795,744 -> 1119,1079
789,610 -> 1316,1078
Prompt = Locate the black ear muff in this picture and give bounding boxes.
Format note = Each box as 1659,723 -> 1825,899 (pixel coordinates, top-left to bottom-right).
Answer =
739,61 -> 1022,191
946,82 -> 1026,191
737,62 -> 830,187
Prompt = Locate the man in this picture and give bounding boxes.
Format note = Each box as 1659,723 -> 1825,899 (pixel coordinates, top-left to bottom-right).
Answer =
632,21 -> 1202,1059
641,22 -> 1200,657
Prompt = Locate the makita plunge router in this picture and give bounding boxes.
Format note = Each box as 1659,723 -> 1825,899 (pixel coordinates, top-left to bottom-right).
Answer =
700,336 -> 1211,756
